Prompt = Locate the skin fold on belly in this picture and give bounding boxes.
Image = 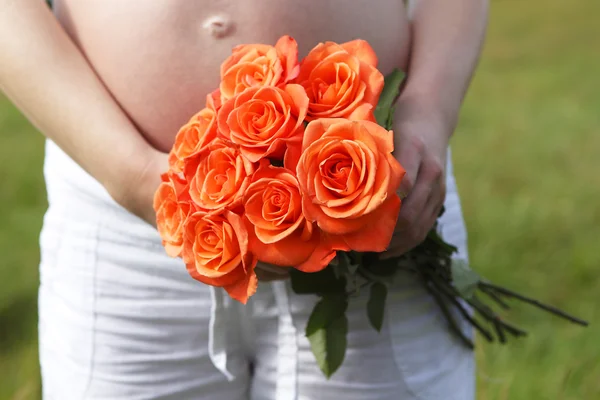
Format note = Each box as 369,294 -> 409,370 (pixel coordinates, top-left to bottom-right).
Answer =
53,0 -> 411,152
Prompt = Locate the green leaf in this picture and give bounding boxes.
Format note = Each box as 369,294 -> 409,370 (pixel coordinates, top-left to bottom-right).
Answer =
374,69 -> 406,129
306,295 -> 349,378
290,266 -> 346,295
306,295 -> 348,336
367,282 -> 388,332
307,313 -> 348,378
451,259 -> 481,299
385,106 -> 395,130
427,229 -> 458,255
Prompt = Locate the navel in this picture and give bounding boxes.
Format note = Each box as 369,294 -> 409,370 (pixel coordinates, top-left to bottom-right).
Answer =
202,15 -> 234,39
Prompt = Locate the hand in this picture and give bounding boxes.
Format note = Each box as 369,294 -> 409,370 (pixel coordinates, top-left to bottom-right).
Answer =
381,99 -> 453,259
108,149 -> 169,227
109,149 -> 292,281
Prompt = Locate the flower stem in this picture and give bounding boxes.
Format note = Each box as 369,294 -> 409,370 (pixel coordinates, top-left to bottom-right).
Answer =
423,280 -> 475,349
429,276 -> 495,342
480,282 -> 588,326
479,285 -> 511,310
492,318 -> 507,344
469,296 -> 528,338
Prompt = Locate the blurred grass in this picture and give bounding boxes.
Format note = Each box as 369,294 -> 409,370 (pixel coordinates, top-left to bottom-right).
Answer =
0,94 -> 46,398
0,0 -> 598,398
455,0 -> 600,399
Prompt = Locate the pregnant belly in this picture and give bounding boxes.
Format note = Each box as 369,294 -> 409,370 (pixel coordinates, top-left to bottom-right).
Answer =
53,0 -> 411,152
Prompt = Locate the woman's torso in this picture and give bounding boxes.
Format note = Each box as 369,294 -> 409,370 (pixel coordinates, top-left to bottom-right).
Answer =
53,0 -> 411,152
41,5 -> 475,397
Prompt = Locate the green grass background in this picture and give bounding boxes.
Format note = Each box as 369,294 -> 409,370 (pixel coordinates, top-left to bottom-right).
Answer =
1,0 -> 598,398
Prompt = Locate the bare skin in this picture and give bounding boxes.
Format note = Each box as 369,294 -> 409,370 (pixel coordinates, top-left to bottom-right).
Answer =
0,0 -> 488,278
53,0 -> 411,152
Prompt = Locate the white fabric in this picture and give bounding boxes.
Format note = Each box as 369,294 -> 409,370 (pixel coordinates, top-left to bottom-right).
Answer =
38,139 -> 474,399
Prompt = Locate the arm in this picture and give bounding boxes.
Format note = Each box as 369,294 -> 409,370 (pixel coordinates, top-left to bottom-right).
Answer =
401,0 -> 489,128
385,0 -> 489,257
0,0 -> 166,225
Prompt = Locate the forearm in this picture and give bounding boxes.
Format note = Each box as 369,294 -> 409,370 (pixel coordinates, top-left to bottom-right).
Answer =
401,0 -> 489,131
0,0 -> 159,200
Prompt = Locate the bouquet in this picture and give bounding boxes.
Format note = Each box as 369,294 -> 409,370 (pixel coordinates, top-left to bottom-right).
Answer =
154,36 -> 587,378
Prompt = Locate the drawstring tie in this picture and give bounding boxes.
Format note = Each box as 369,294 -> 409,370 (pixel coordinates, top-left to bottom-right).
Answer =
208,286 -> 235,381
272,281 -> 299,399
208,282 -> 299,398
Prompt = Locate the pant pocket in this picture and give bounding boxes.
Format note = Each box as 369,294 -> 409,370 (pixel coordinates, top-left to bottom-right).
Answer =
386,278 -> 475,400
38,212 -> 100,399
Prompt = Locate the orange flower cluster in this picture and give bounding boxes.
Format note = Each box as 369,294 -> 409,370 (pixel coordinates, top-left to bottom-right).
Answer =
154,36 -> 405,303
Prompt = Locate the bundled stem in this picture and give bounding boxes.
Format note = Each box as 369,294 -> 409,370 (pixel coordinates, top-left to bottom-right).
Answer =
297,224 -> 589,360
424,280 -> 475,349
428,274 -> 495,342
479,282 -> 588,326
479,285 -> 511,310
364,229 -> 589,349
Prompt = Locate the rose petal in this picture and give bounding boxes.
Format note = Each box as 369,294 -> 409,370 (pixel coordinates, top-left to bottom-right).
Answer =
296,42 -> 345,83
223,267 -> 258,304
284,143 -> 302,172
295,235 -> 339,273
275,35 -> 300,82
248,222 -> 319,267
361,154 -> 391,215
302,118 -> 348,151
359,63 -> 385,106
347,103 -> 375,121
340,39 -> 379,67
219,85 -> 307,163
183,211 -> 257,304
386,153 -> 406,194
337,195 -> 401,252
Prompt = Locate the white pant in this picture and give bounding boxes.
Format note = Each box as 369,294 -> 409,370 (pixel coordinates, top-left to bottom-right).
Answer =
38,140 -> 475,399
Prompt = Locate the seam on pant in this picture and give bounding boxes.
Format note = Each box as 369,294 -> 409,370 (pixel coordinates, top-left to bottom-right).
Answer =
384,292 -> 425,400
80,210 -> 102,398
272,282 -> 298,400
38,202 -> 68,400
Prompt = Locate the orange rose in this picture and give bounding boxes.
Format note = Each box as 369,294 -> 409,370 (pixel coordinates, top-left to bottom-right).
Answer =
183,211 -> 257,304
296,119 -> 405,252
295,40 -> 384,121
186,139 -> 254,212
168,91 -> 221,173
244,161 -> 337,272
220,35 -> 300,101
207,88 -> 222,110
217,84 -> 308,162
153,173 -> 191,257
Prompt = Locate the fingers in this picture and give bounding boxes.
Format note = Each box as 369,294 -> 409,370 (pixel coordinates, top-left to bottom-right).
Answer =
418,185 -> 445,239
395,156 -> 444,231
383,162 -> 446,259
424,181 -> 446,224
395,176 -> 432,230
395,135 -> 424,198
